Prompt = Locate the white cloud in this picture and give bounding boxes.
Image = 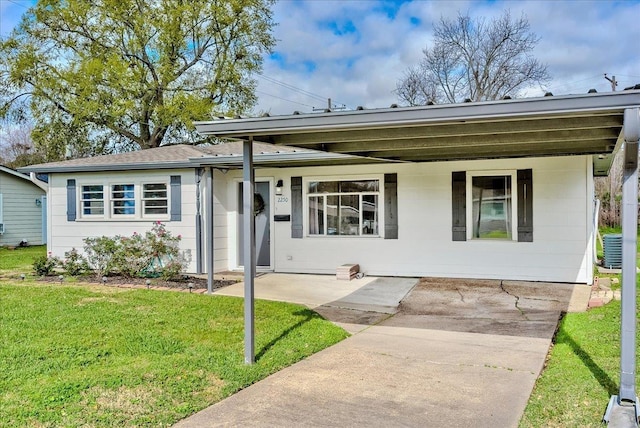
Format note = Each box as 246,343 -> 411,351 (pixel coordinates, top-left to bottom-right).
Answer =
255,0 -> 640,115
2,0 -> 639,116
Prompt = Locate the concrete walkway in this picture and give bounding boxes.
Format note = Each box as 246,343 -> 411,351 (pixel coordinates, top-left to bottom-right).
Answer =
175,274 -> 591,428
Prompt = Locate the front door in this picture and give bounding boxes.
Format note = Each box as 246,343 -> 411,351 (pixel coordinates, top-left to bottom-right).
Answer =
238,181 -> 271,268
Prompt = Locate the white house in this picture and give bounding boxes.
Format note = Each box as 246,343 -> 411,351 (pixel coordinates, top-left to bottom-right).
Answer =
20,90 -> 640,285
0,166 -> 47,247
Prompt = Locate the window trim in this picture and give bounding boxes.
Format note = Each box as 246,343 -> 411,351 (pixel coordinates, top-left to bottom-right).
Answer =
141,182 -> 169,218
303,175 -> 384,238
110,183 -> 136,217
80,183 -> 105,218
76,180 -> 171,221
466,170 -> 518,241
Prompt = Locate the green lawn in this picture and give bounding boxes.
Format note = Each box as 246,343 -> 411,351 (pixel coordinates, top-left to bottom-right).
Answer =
0,246 -> 348,427
519,300 -> 631,427
520,229 -> 640,427
0,245 -> 46,274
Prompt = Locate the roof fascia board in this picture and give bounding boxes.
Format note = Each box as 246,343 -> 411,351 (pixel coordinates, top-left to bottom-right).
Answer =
194,91 -> 640,137
1,165 -> 35,182
19,161 -> 196,174
191,151 -> 361,166
18,152 -> 354,173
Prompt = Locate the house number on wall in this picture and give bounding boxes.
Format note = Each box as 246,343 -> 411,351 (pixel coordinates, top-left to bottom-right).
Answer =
277,197 -> 289,203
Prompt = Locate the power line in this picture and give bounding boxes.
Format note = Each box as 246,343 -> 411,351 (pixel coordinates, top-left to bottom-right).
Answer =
4,0 -> 31,10
254,90 -> 315,109
544,74 -> 603,93
257,72 -> 350,110
257,73 -> 327,102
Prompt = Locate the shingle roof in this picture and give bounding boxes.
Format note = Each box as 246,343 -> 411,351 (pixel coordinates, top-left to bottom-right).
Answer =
19,141 -> 313,173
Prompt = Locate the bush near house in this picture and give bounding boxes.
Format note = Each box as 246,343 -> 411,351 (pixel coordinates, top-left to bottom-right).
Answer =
28,222 -> 188,280
83,222 -> 187,280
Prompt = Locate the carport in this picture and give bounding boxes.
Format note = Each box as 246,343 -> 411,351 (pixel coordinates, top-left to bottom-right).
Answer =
195,91 -> 640,421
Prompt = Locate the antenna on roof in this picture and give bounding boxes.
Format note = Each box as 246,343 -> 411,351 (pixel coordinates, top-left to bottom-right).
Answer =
313,98 -> 346,112
604,74 -> 618,91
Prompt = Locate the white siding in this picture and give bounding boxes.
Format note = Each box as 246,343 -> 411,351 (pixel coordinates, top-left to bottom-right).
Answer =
0,172 -> 45,246
47,155 -> 595,284
47,169 -> 208,272
210,168 -> 230,272
223,155 -> 594,284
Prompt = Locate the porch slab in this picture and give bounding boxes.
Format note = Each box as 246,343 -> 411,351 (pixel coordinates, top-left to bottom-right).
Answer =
213,273 -> 418,314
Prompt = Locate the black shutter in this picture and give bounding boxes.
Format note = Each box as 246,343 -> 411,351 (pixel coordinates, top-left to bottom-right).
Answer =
452,172 -> 466,241
517,169 -> 533,242
384,173 -> 398,239
291,176 -> 303,238
170,175 -> 182,221
66,179 -> 76,221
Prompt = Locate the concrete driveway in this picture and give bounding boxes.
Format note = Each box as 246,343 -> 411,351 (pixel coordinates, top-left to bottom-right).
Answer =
175,274 -> 591,428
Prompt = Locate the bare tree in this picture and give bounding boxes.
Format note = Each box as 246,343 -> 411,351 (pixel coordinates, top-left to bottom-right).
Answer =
395,66 -> 439,106
0,120 -> 45,168
397,11 -> 550,105
595,150 -> 624,228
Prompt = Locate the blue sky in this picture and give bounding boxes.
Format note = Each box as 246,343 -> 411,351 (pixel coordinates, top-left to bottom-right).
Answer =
2,0 -> 640,115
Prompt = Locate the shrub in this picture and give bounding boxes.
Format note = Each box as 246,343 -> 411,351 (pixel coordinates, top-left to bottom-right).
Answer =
33,253 -> 60,276
83,223 -> 188,279
83,236 -> 118,276
112,232 -> 151,277
61,248 -> 90,276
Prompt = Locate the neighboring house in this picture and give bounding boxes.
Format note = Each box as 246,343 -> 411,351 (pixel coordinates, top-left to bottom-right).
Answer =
0,166 -> 47,247
20,90 -> 640,285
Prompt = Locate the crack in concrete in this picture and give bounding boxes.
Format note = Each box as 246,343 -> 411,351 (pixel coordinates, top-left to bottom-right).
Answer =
455,287 -> 465,303
372,354 -> 536,374
500,281 -> 529,320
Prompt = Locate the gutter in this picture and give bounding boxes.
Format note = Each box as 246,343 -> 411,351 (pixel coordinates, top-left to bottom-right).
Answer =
194,90 -> 640,137
189,150 -> 382,167
18,161 -> 196,174
28,172 -> 49,192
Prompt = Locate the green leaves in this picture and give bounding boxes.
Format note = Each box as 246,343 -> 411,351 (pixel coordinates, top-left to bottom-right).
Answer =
0,0 -> 276,157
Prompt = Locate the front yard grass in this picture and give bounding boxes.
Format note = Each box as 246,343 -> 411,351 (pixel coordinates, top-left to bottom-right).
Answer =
521,229 -> 640,427
0,245 -> 46,274
519,299 -> 632,427
0,247 -> 349,427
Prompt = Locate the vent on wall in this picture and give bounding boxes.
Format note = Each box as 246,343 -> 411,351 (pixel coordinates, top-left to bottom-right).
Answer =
603,234 -> 622,269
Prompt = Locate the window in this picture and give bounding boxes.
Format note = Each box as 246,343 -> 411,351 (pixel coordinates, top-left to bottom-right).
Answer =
81,185 -> 104,216
142,183 -> 168,215
71,177 -> 179,221
470,174 -> 514,240
307,179 -> 379,236
111,184 -> 135,215
451,169 -> 533,242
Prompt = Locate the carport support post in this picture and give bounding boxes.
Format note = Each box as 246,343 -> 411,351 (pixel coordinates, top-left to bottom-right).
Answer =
243,137 -> 256,364
206,167 -> 214,294
604,108 -> 640,424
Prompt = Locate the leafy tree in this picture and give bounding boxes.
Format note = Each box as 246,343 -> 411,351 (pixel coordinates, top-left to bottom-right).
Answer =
396,11 -> 550,105
0,0 -> 276,158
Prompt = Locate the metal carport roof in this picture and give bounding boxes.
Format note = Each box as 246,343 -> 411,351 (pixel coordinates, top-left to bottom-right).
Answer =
195,90 -> 640,176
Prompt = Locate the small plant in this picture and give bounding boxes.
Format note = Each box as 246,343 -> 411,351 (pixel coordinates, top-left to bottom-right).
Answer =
83,236 -> 118,276
60,248 -> 89,276
32,253 -> 60,276
112,232 -> 150,277
83,222 -> 188,279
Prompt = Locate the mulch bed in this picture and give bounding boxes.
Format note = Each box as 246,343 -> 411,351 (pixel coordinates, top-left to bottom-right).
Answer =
37,274 -> 238,293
